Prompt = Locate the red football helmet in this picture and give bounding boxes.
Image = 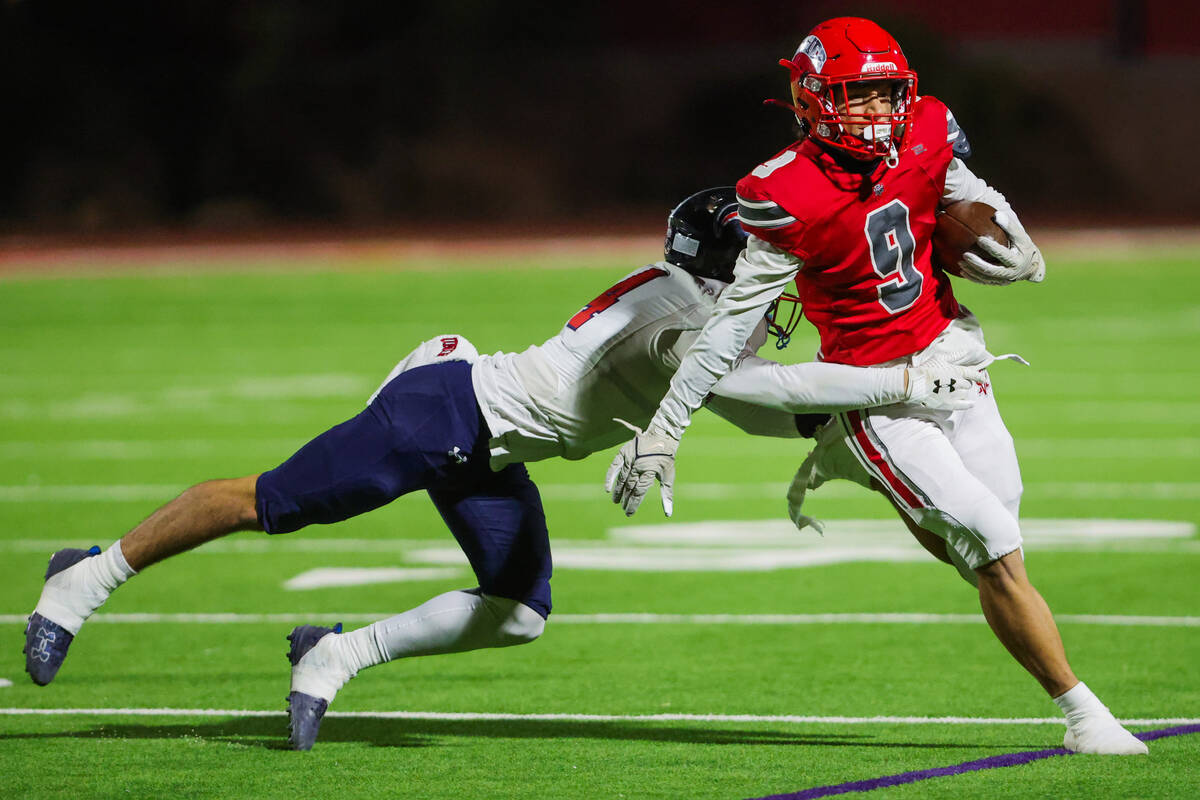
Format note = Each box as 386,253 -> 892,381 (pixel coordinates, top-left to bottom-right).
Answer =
775,17 -> 918,163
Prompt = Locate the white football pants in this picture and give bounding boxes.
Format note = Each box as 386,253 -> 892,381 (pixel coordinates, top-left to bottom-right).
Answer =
799,313 -> 1024,576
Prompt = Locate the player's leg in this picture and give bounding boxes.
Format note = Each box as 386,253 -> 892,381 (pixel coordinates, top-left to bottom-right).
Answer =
839,408 -> 1145,754
794,420 -> 977,582
24,400 -> 409,686
286,462 -> 550,749
121,475 -> 262,569
946,382 -> 1023,521
877,485 -> 953,562
841,408 -> 1075,683
946,382 -> 1145,753
24,474 -> 264,685
25,360 -> 482,686
324,462 -> 551,668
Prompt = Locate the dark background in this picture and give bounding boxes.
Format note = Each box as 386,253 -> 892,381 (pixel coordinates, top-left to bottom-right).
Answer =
3,0 -> 1197,236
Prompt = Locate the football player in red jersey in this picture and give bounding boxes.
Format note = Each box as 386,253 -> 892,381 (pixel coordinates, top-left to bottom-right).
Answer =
608,17 -> 1146,755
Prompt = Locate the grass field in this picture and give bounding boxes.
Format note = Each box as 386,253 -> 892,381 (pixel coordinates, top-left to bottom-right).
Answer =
1,243 -> 1198,799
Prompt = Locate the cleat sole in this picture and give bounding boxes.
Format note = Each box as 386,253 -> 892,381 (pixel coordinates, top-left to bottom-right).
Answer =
287,691 -> 330,751
23,613 -> 75,686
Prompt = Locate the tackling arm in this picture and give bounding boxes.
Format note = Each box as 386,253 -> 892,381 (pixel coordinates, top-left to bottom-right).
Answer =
705,353 -> 984,438
649,235 -> 801,440
604,235 -> 799,517
712,357 -> 907,413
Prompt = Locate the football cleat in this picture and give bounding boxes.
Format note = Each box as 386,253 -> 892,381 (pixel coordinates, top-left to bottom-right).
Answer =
287,692 -> 330,753
286,622 -> 343,751
1064,718 -> 1149,755
23,546 -> 101,686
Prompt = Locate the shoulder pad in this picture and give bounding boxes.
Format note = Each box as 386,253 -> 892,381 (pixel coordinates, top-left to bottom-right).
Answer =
908,96 -> 969,161
945,107 -> 972,159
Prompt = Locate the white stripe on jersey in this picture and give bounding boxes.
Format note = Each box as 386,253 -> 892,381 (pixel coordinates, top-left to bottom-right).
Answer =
736,195 -> 796,229
738,214 -> 797,229
736,197 -> 785,209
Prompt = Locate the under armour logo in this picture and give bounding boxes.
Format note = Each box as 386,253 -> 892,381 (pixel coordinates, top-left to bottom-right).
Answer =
447,446 -> 467,464
912,144 -> 926,155
977,382 -> 990,395
932,378 -> 958,393
437,337 -> 459,357
31,627 -> 55,663
873,183 -> 885,196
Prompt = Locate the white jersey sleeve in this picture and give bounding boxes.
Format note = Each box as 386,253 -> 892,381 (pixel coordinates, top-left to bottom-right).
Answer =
712,356 -> 908,413
647,234 -> 802,440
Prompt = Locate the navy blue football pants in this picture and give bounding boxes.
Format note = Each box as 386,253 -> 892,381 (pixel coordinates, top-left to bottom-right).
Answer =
255,361 -> 552,618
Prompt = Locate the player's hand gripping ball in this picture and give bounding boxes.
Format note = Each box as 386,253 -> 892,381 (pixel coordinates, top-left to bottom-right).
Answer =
932,201 -> 1009,280
932,200 -> 1046,285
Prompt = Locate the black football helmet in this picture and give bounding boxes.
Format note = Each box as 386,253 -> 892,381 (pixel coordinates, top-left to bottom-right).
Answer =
665,186 -> 802,349
664,187 -> 746,283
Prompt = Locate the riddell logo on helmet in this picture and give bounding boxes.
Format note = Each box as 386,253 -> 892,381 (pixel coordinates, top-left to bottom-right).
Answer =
861,61 -> 898,73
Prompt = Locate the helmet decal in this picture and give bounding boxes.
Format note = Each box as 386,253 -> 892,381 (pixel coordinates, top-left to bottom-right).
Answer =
795,35 -> 826,72
669,232 -> 701,257
663,187 -> 746,283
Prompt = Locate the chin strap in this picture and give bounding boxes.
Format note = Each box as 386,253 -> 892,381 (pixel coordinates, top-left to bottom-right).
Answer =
763,98 -> 813,138
885,140 -> 900,169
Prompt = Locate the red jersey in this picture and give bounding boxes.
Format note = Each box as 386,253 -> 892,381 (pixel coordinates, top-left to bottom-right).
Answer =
736,96 -> 962,366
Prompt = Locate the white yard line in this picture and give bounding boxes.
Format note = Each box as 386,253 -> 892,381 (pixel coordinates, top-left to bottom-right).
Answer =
3,612 -> 1198,626
2,436 -> 1198,461
0,707 -> 1195,726
4,481 -> 1200,502
283,567 -> 462,590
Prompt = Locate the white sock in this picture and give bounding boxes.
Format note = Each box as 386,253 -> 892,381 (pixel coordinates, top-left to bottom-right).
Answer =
338,589 -> 545,673
34,540 -> 137,635
1053,681 -> 1111,725
94,540 -> 138,589
292,590 -> 544,703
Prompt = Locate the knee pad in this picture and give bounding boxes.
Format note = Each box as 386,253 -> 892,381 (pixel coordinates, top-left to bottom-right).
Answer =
481,594 -> 545,646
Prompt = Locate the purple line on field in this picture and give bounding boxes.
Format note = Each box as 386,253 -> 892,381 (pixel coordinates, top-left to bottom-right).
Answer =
1134,723 -> 1200,742
747,724 -> 1200,800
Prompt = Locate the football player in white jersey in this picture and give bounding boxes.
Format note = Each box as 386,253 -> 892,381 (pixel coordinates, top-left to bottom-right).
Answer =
23,188 -> 981,751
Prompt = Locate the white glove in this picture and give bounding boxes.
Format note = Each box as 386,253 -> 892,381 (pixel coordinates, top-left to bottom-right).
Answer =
605,419 -> 678,517
786,463 -> 825,534
904,361 -> 987,411
959,210 -> 1046,285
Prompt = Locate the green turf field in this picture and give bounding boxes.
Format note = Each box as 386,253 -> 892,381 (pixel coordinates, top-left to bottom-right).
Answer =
1,246 -> 1198,799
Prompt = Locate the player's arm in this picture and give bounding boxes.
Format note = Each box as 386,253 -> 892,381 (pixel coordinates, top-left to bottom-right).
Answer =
605,234 -> 801,516
942,153 -> 1045,283
662,312 -> 983,432
710,356 -> 983,414
650,234 -> 801,439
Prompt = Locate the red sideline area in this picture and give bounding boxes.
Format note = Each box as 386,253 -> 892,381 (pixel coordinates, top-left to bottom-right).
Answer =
0,222 -> 660,276
2,225 -> 1199,276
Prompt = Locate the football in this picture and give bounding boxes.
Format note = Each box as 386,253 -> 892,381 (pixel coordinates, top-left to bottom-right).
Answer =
931,200 -> 1010,275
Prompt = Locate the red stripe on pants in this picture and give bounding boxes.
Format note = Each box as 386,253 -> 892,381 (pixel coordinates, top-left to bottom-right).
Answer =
846,410 -> 924,510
